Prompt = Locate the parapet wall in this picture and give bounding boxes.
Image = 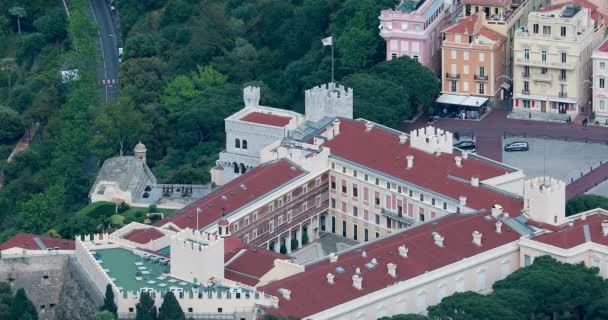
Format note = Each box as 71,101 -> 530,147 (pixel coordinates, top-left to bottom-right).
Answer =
524,176 -> 566,226
305,83 -> 353,123
409,126 -> 453,154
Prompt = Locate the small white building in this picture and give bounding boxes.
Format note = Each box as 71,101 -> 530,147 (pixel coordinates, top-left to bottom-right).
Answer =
592,39 -> 608,125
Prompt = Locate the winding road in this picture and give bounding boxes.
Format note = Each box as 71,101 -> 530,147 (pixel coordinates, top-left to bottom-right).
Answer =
88,0 -> 119,101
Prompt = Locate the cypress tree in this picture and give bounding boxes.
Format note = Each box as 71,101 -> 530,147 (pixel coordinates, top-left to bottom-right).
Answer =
135,292 -> 157,320
158,291 -> 184,320
100,284 -> 117,316
10,288 -> 37,320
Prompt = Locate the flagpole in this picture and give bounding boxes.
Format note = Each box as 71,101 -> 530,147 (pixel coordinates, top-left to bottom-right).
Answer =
196,207 -> 200,231
331,33 -> 335,84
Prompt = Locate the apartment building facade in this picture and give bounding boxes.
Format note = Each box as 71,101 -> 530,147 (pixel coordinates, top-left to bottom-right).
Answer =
439,14 -> 507,110
512,4 -> 595,116
592,40 -> 608,124
379,0 -> 452,74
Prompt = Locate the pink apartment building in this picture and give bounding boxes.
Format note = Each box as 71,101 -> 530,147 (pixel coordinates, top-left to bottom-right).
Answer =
592,39 -> 608,125
379,0 -> 452,75
438,14 -> 507,118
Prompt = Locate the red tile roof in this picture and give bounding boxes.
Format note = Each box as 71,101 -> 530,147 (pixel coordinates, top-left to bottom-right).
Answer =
479,27 -> 506,42
539,0 -> 602,21
123,228 -> 165,244
260,213 -> 521,318
322,119 -> 523,214
533,210 -> 608,249
155,160 -> 306,230
443,15 -> 479,34
598,40 -> 608,52
461,0 -> 509,6
0,233 -> 75,251
224,270 -> 260,287
240,112 -> 292,127
223,236 -> 288,286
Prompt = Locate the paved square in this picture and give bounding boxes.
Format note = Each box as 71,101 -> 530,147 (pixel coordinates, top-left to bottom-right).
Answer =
502,138 -> 608,186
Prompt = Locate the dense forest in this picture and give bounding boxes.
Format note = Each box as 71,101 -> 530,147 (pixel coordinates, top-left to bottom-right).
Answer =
0,0 -> 440,241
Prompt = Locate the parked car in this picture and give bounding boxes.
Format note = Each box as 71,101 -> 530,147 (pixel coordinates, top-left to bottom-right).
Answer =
453,140 -> 476,152
504,141 -> 529,152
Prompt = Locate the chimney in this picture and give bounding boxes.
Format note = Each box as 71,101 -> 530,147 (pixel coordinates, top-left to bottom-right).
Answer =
398,245 -> 408,257
332,119 -> 341,136
455,156 -> 463,167
462,151 -> 469,159
313,136 -> 324,147
406,155 -> 414,169
491,204 -> 504,218
433,232 -> 445,247
495,220 -> 503,234
352,274 -> 363,290
399,133 -> 408,144
281,289 -> 291,300
459,196 -> 467,208
365,121 -> 374,132
329,253 -> 339,263
387,263 -> 397,277
327,273 -> 335,285
581,212 -> 587,220
361,250 -> 367,258
602,220 -> 608,236
472,231 -> 483,246
471,176 -> 479,187
271,296 -> 279,308
355,267 -> 361,275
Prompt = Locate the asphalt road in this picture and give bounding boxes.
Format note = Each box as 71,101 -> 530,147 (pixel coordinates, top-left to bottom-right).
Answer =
88,0 -> 119,101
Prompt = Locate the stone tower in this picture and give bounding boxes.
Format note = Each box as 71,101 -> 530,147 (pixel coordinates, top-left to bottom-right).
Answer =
134,141 -> 147,164
524,177 -> 566,226
305,83 -> 353,122
243,86 -> 261,107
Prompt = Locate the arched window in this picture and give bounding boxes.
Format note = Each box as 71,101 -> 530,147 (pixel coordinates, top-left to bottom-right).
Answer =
233,162 -> 239,174
240,163 -> 247,174
242,140 -> 248,149
235,139 -> 241,148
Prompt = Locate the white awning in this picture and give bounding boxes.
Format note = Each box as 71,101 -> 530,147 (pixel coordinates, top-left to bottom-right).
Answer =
549,97 -> 577,104
500,82 -> 511,90
436,94 -> 488,108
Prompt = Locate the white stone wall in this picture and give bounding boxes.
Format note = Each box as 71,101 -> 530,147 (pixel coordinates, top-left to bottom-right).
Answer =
409,126 -> 453,155
523,176 -> 566,226
305,83 -> 353,123
257,259 -> 305,287
169,229 -> 224,284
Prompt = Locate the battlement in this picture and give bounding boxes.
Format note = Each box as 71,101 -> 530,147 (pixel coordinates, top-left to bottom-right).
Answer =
243,86 -> 261,107
524,176 -> 566,226
409,126 -> 453,155
305,82 -> 353,123
170,228 -> 224,284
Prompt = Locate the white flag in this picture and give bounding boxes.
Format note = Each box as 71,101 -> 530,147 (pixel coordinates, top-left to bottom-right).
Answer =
321,36 -> 333,46
196,208 -> 202,214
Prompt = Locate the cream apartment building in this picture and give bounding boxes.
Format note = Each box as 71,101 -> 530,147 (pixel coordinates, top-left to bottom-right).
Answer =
592,40 -> 608,125
512,4 -> 595,117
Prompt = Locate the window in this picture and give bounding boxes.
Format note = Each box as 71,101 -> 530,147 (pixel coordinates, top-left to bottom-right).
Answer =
443,202 -> 447,210
332,216 -> 336,233
455,34 -> 461,43
365,228 -> 369,242
463,82 -> 469,91
543,25 -> 551,35
342,184 -> 347,194
253,211 -> 258,221
437,284 -> 447,301
218,308 -> 223,313
524,255 -> 533,266
268,221 -> 274,233
244,217 -> 249,226
375,214 -> 381,225
331,179 -> 336,189
500,260 -> 510,279
353,170 -> 357,177
342,166 -> 346,173
353,185 -> 358,197
402,23 -> 408,31
541,50 -> 547,62
523,100 -> 531,108
601,61 -> 606,70
455,276 -> 465,292
560,26 -> 566,37
413,55 -> 419,62
533,23 -> 539,33
561,52 -> 567,63
242,140 -> 248,149
416,292 -> 427,313
451,50 -> 456,59
463,65 -> 469,74
375,178 -> 380,185
479,66 -> 485,76
375,196 -> 381,206
398,186 -> 402,193
268,203 -> 274,212
541,67 -> 547,75
253,229 -> 258,238
342,220 -> 347,237
523,81 -> 529,92
524,48 -> 530,61
419,194 -> 424,201
235,139 -> 240,148
600,78 -> 605,89
414,24 -> 421,31
352,206 -> 358,217
376,232 -> 380,238
560,69 -> 566,81
592,256 -> 601,268
463,51 -> 469,60
479,52 -> 485,62
409,190 -> 413,197
451,81 -> 457,92
386,181 -> 391,189
600,100 -> 605,111
331,162 -> 335,169
353,224 -> 358,241
476,269 -> 486,291
278,215 -> 283,225
331,198 -> 336,209
479,83 -> 485,95
364,174 -> 368,181
419,213 -> 425,222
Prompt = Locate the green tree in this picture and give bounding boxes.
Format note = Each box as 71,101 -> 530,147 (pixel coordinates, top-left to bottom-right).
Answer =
0,282 -> 13,320
95,310 -> 116,320
379,315 -> 427,320
566,195 -> 608,216
157,292 -> 184,320
586,297 -> 608,320
18,184 -> 65,234
135,292 -> 157,320
8,7 -> 26,34
100,284 -> 117,317
427,291 -> 521,320
33,9 -> 68,42
90,97 -> 148,158
10,288 -> 37,320
0,106 -> 24,142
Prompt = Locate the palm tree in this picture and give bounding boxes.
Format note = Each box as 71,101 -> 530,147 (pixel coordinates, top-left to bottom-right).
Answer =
8,6 -> 26,34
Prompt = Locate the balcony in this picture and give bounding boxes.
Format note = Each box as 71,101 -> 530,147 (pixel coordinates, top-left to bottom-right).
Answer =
532,73 -> 552,82
514,57 -> 574,70
446,73 -> 460,80
559,92 -> 567,98
559,75 -> 567,81
474,75 -> 488,81
381,208 -> 415,225
522,71 -> 530,78
522,89 -> 530,95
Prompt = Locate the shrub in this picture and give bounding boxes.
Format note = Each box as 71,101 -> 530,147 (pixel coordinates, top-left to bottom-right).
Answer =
290,238 -> 298,250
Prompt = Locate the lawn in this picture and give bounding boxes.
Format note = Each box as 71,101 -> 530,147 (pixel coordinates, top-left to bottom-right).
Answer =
73,201 -> 177,227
